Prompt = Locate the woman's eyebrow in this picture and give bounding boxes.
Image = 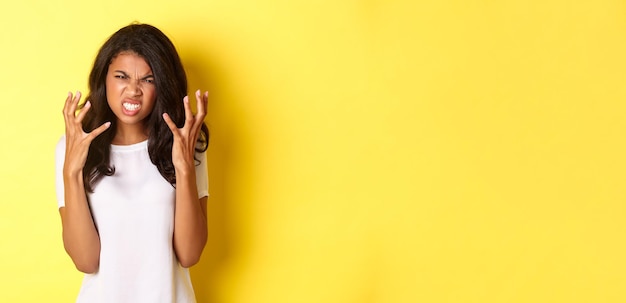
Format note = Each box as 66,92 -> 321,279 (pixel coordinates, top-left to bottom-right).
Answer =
113,70 -> 154,79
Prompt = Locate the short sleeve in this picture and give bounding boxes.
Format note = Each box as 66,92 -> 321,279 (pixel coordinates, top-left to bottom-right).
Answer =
195,150 -> 209,199
55,135 -> 66,208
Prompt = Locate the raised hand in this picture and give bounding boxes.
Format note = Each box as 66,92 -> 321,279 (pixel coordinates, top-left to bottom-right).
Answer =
62,91 -> 111,176
162,90 -> 208,172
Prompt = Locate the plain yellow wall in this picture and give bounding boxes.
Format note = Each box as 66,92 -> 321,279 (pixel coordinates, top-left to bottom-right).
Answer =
1,0 -> 626,302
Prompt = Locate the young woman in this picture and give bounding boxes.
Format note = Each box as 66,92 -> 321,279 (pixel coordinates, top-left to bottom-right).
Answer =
55,23 -> 209,302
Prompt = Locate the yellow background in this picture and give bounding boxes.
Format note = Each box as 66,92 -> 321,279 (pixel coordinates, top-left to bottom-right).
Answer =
1,0 -> 625,302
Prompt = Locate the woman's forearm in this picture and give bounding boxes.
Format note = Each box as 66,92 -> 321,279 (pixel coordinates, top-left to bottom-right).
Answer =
60,170 -> 101,273
172,166 -> 208,268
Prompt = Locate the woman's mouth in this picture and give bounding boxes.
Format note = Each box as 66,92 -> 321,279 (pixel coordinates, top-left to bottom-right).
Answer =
122,101 -> 142,115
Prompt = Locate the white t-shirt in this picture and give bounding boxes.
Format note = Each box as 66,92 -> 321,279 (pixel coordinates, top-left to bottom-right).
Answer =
55,135 -> 208,303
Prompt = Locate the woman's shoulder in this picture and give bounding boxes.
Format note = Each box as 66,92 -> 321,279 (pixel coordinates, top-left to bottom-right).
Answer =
56,134 -> 66,147
55,135 -> 66,156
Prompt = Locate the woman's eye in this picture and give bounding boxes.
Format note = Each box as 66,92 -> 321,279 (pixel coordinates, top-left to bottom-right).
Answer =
143,78 -> 154,84
115,75 -> 127,79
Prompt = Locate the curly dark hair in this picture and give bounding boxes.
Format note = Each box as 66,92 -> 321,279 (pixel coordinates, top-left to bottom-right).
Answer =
81,23 -> 209,192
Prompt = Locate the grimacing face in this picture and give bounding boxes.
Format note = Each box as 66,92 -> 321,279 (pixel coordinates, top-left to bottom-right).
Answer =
105,52 -> 157,130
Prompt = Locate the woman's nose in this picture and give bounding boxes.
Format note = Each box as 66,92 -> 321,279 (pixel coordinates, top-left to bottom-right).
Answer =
128,80 -> 142,95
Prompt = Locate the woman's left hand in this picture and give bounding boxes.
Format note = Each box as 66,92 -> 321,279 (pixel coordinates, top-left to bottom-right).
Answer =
163,90 -> 208,171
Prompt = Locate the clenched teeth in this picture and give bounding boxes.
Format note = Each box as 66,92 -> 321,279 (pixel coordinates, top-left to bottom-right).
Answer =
123,103 -> 141,111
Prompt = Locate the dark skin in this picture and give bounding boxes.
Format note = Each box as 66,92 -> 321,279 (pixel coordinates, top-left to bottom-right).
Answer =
60,53 -> 209,272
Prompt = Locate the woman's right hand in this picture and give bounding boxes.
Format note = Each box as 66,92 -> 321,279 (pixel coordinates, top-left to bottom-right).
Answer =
62,91 -> 110,176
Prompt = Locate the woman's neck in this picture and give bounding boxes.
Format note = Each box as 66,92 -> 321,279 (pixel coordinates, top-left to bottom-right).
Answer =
112,123 -> 148,145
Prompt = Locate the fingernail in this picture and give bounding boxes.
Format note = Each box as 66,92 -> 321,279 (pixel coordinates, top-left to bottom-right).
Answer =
104,121 -> 111,127
85,101 -> 91,107
196,89 -> 201,96
184,96 -> 189,103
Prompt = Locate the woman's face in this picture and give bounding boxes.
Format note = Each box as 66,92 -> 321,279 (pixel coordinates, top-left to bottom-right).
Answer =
105,52 -> 157,129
